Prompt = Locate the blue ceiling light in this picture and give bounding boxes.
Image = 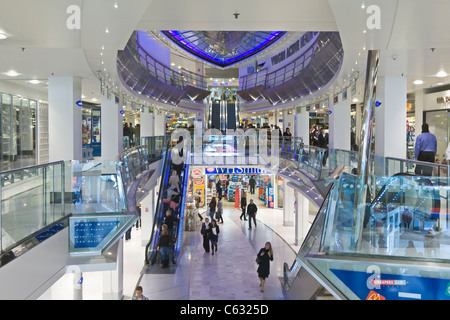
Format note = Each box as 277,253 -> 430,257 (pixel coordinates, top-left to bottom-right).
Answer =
161,30 -> 287,68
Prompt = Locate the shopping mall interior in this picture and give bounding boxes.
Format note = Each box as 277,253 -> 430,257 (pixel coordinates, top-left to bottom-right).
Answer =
0,0 -> 450,303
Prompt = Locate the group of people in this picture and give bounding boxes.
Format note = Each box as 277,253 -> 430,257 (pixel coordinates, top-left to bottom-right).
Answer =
156,155 -> 185,269
199,187 -> 273,292
310,124 -> 329,149
123,122 -> 141,147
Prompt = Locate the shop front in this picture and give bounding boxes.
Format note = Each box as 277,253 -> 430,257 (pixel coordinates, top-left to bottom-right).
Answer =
186,166 -> 283,211
82,104 -> 101,157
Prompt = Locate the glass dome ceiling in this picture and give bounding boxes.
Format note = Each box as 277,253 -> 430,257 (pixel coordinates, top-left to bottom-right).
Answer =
161,30 -> 286,68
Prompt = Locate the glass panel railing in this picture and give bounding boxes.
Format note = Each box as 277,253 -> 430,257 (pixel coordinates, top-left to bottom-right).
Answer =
321,173 -> 450,262
0,161 -> 66,253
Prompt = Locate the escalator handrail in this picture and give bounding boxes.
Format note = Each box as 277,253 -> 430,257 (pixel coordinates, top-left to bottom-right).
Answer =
144,140 -> 171,264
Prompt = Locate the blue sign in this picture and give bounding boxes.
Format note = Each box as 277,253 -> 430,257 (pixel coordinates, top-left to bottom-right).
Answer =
73,221 -> 119,249
76,100 -> 83,107
331,268 -> 450,300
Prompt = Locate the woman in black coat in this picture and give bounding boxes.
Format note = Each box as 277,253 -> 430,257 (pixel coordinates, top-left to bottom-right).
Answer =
256,242 -> 273,292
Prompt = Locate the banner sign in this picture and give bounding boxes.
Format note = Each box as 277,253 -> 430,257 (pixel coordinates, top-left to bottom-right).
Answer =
204,167 -> 269,175
331,268 -> 450,300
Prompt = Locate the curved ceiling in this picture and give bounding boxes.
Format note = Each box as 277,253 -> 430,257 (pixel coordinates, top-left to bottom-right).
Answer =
161,30 -> 286,68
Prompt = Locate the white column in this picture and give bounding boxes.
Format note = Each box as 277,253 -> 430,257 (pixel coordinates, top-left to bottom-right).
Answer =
283,182 -> 294,226
140,106 -> 155,137
103,238 -> 123,300
374,76 -> 407,159
48,76 -> 82,161
140,189 -> 155,246
101,93 -> 123,161
295,106 -> 309,142
329,92 -> 351,150
73,271 -> 83,300
154,109 -> 166,136
294,191 -> 310,246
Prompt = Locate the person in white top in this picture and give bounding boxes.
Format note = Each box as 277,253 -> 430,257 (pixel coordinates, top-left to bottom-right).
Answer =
168,170 -> 180,188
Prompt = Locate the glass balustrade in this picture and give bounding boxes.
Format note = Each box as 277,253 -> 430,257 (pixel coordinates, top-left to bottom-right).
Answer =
321,173 -> 450,262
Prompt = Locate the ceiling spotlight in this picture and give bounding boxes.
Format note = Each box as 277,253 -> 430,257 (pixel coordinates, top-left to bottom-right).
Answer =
105,27 -> 109,34
0,32 -> 8,40
413,80 -> 424,85
4,70 -> 20,77
113,1 -> 119,9
27,80 -> 40,85
436,71 -> 447,78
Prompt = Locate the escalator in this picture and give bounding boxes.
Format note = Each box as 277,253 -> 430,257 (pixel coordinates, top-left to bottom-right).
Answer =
144,140 -> 190,270
283,172 -> 449,300
210,103 -> 221,129
226,102 -> 236,130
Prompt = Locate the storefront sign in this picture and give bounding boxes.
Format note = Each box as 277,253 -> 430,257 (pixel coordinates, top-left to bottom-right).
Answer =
437,96 -> 450,104
192,168 -> 202,178
204,167 -> 269,175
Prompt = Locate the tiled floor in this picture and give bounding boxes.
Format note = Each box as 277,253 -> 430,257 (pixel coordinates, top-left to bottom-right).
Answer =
125,193 -> 317,300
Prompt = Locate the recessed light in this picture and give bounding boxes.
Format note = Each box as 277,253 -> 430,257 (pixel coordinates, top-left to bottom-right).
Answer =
436,71 -> 447,78
27,80 -> 40,85
413,80 -> 424,85
0,33 -> 8,40
113,1 -> 119,9
4,70 -> 20,77
105,27 -> 109,34
437,82 -> 444,86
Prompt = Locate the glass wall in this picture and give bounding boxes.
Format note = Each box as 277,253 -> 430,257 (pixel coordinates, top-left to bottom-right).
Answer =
0,93 -> 37,171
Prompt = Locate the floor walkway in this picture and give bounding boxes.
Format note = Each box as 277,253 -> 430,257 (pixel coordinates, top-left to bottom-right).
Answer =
131,196 -> 315,300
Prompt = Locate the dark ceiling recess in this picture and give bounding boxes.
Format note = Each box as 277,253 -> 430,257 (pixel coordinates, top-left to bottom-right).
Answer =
205,68 -> 239,80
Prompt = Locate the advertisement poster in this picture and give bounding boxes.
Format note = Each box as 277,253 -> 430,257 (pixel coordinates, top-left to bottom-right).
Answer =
193,178 -> 205,206
267,187 -> 274,208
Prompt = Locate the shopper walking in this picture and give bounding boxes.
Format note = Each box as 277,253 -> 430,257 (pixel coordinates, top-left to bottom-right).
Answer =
256,242 -> 273,292
240,191 -> 247,220
156,224 -> 173,268
318,127 -> 329,166
209,197 -> 217,220
249,176 -> 256,195
209,219 -> 220,255
216,196 -> 224,223
200,217 -> 211,253
414,123 -> 437,176
247,199 -> 258,229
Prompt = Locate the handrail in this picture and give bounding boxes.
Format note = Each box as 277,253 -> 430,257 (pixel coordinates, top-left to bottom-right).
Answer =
0,160 -> 64,175
144,140 -> 171,264
131,32 -> 208,90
